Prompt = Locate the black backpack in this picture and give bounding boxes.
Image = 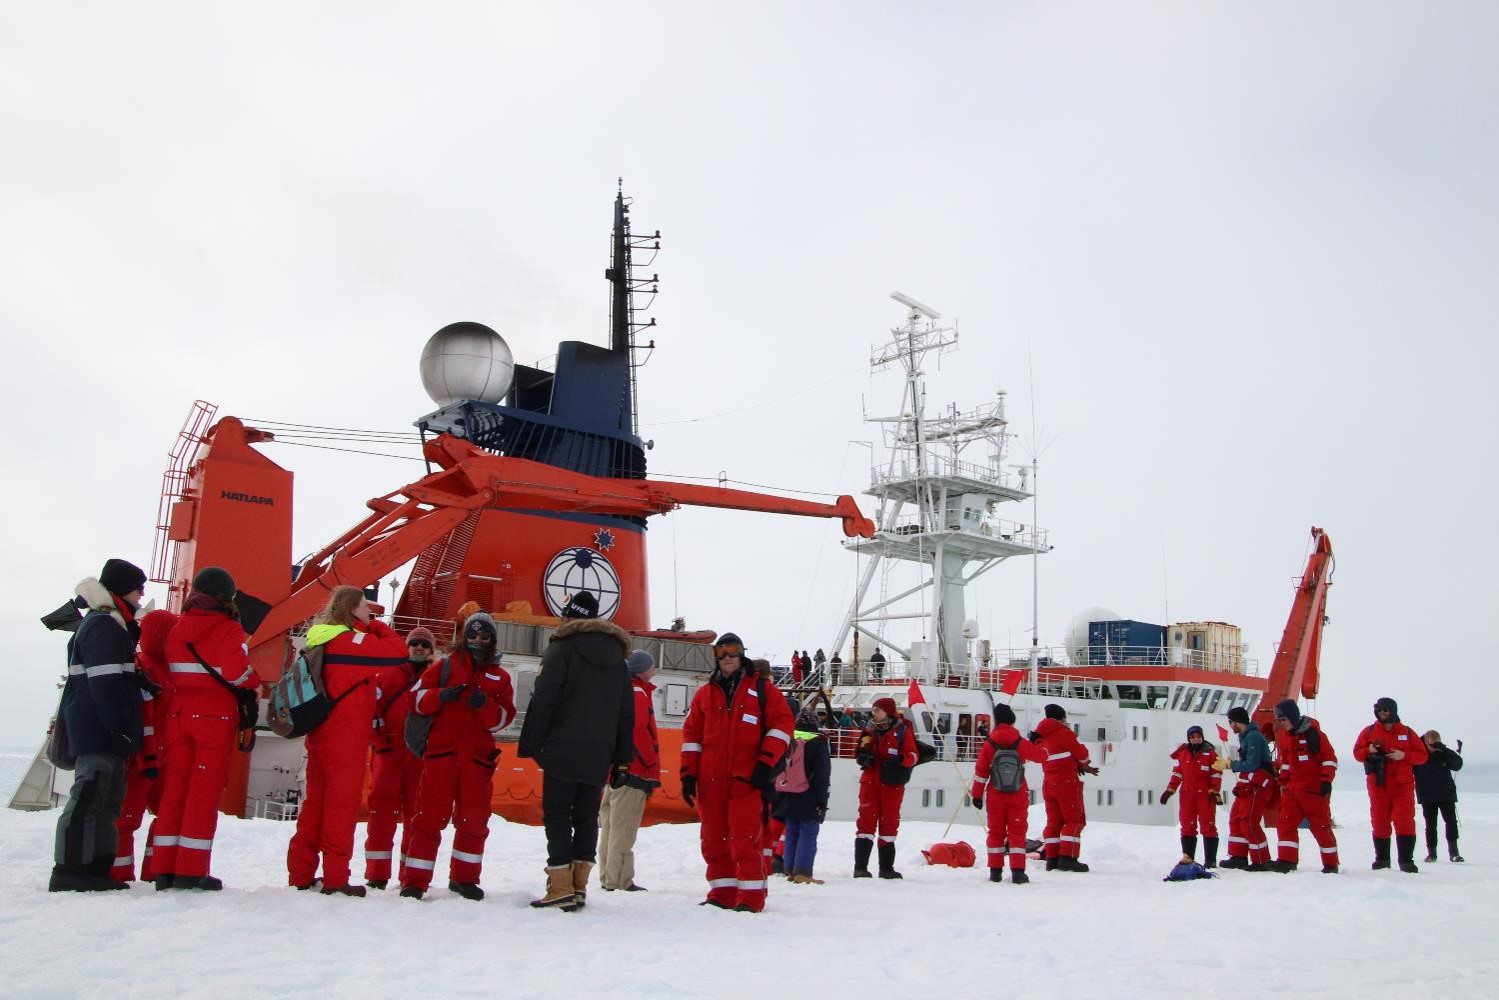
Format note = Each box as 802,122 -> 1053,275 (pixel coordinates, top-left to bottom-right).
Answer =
989,737 -> 1025,793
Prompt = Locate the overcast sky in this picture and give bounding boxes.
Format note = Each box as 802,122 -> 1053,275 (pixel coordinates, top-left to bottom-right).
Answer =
3,2 -> 1497,780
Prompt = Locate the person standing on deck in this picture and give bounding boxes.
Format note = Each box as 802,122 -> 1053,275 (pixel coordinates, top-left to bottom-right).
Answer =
853,696 -> 918,879
1352,697 -> 1429,872
1413,730 -> 1465,864
1271,700 -> 1340,874
1034,703 -> 1097,872
971,703 -> 1048,883
1160,725 -> 1224,867
1219,706 -> 1275,872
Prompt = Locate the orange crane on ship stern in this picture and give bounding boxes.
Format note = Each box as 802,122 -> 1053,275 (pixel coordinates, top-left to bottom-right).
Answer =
1254,526 -> 1335,743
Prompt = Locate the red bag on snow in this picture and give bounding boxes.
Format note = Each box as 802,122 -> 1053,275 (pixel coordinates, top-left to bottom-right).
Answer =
921,842 -> 976,867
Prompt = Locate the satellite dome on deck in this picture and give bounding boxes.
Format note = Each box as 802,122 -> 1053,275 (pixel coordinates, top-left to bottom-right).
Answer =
1065,606 -> 1120,665
420,321 -> 515,407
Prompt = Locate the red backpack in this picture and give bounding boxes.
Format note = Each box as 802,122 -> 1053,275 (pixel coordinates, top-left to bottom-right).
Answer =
774,738 -> 811,794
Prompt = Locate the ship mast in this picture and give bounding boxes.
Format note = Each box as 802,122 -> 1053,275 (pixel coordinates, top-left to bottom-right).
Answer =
834,293 -> 1050,681
605,180 -> 661,436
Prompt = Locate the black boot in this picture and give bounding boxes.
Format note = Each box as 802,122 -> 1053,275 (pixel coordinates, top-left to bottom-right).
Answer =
1219,855 -> 1248,870
399,885 -> 425,899
877,842 -> 903,879
989,867 -> 1004,883
1425,833 -> 1439,864
1180,835 -> 1198,861
1010,869 -> 1030,884
48,864 -> 125,893
770,856 -> 786,876
1045,855 -> 1059,871
1371,837 -> 1392,870
1203,837 -> 1219,869
176,875 -> 223,891
366,879 -> 388,890
1449,841 -> 1464,863
853,839 -> 874,878
1397,834 -> 1419,873
449,880 -> 485,901
1269,860 -> 1297,874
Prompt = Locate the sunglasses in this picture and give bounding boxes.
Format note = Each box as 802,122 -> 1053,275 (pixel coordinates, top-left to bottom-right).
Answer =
713,642 -> 744,660
408,640 -> 433,649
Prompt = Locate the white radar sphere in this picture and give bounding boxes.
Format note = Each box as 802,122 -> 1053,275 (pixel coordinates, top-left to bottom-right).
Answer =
1064,606 -> 1121,665
420,321 -> 515,407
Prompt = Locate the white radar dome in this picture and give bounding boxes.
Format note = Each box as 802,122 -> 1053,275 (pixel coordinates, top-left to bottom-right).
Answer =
1064,607 -> 1121,665
420,321 -> 515,407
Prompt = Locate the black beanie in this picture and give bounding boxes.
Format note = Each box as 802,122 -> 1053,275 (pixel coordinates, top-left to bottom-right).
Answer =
1274,700 -> 1302,726
562,591 -> 599,619
191,566 -> 237,602
1044,703 -> 1066,721
99,558 -> 147,597
1374,697 -> 1399,722
1226,706 -> 1250,726
992,703 -> 1016,726
1187,725 -> 1204,740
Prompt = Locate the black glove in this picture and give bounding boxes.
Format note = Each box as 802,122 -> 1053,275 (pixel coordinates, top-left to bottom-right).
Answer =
1028,730 -> 1042,743
1160,789 -> 1173,804
1455,739 -> 1463,752
855,750 -> 873,769
681,775 -> 697,808
134,672 -> 163,698
610,765 -> 629,789
750,761 -> 775,791
973,795 -> 985,812
1232,783 -> 1249,798
109,732 -> 134,757
466,687 -> 487,710
814,804 -> 827,822
1079,764 -> 1100,776
439,685 -> 465,703
1318,781 -> 1332,797
141,754 -> 160,781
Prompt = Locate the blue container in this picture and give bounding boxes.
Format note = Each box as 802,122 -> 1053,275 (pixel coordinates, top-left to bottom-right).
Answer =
1087,620 -> 1166,665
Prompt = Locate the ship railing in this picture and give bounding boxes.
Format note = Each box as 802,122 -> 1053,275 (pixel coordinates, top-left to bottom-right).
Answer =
880,511 -> 1047,549
871,454 -> 1020,492
983,644 -> 1258,676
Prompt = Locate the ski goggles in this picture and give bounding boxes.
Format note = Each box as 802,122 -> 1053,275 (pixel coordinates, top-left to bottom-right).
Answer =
713,641 -> 744,660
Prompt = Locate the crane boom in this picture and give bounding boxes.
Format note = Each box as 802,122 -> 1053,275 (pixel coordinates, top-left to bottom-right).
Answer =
1253,526 -> 1334,738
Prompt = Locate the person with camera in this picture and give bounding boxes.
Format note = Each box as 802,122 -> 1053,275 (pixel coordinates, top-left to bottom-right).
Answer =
853,696 -> 919,879
1413,730 -> 1464,863
1353,697 -> 1429,872
598,649 -> 661,893
1271,700 -> 1341,873
680,632 -> 794,912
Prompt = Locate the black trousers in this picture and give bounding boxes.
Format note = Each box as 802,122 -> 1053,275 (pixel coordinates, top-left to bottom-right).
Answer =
54,753 -> 128,872
1422,801 -> 1459,853
542,775 -> 604,867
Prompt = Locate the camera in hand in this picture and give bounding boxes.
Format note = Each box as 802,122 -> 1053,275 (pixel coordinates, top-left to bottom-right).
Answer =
1364,745 -> 1387,787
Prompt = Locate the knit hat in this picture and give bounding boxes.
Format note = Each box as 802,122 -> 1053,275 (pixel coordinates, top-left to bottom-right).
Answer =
1044,703 -> 1067,721
406,626 -> 437,648
191,566 -> 236,603
561,591 -> 599,619
1374,697 -> 1399,722
1186,725 -> 1204,740
627,649 -> 655,675
1274,700 -> 1301,726
464,612 -> 498,641
992,703 -> 1016,726
1226,706 -> 1250,726
872,696 -> 899,718
99,558 -> 147,597
796,705 -> 821,731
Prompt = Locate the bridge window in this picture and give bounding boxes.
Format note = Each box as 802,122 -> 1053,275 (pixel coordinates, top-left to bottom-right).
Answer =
1191,688 -> 1211,712
1180,687 -> 1198,713
1206,690 -> 1224,714
1147,685 -> 1170,708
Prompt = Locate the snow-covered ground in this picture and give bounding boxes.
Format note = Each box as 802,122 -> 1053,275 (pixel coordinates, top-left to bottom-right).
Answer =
2,751 -> 1493,999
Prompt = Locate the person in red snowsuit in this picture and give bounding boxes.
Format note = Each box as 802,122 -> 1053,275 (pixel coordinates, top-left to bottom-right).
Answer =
680,632 -> 794,912
1352,696 -> 1429,872
854,696 -> 919,879
1221,706 -> 1275,870
361,625 -> 436,889
1160,724 -> 1224,867
154,568 -> 257,890
286,585 -> 408,896
112,608 -> 176,883
399,612 -> 515,901
1272,699 -> 1340,873
1035,703 -> 1097,872
970,702 -> 1048,883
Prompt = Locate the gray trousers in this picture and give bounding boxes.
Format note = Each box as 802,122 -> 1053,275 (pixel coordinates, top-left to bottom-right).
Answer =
597,784 -> 649,889
54,753 -> 128,870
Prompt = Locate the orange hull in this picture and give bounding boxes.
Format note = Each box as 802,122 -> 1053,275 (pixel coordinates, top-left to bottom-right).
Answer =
491,727 -> 696,826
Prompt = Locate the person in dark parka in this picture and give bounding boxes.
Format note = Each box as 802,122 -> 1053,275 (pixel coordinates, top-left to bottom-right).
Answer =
51,558 -> 148,892
518,591 -> 634,910
1413,730 -> 1465,863
772,704 -> 832,883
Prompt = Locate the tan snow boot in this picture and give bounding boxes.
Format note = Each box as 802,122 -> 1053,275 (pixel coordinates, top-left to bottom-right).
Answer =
570,861 -> 594,909
530,865 -> 577,909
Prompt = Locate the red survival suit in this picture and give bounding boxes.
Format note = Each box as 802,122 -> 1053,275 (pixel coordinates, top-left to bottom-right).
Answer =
399,649 -> 515,891
855,714 -> 919,877
1352,717 -> 1429,840
363,657 -> 426,884
1164,740 -> 1223,839
1036,715 -> 1092,864
112,609 -> 176,882
681,666 -> 794,912
286,619 -> 407,891
154,599 -> 257,881
1225,724 -> 1276,867
1274,716 -> 1340,869
970,722 -> 1048,876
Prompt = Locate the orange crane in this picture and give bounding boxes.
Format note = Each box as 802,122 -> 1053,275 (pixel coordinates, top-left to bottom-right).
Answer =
1253,526 -> 1334,741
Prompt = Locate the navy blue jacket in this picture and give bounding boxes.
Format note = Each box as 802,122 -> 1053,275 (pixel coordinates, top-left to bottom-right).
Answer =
1230,727 -> 1271,775
771,732 -> 832,823
61,607 -> 144,757
1413,743 -> 1463,805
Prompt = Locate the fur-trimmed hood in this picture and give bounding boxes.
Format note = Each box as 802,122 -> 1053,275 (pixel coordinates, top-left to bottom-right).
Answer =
554,616 -> 632,656
75,577 -> 131,631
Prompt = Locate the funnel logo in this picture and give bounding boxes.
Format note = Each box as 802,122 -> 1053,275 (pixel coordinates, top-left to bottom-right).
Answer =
542,547 -> 621,620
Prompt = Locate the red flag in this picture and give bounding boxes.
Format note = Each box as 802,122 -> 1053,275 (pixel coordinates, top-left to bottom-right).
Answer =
907,679 -> 927,708
999,669 -> 1024,697
1216,724 -> 1230,743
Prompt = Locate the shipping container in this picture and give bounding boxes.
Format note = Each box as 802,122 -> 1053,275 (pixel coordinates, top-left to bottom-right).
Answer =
1166,621 -> 1244,673
1087,619 -> 1166,665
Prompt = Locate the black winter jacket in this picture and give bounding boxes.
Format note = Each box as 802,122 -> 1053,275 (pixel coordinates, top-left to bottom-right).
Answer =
1413,743 -> 1463,804
517,617 -> 634,784
61,579 -> 144,757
